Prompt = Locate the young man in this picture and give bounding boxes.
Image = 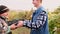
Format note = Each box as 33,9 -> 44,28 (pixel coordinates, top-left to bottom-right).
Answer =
17,0 -> 49,34
0,5 -> 17,34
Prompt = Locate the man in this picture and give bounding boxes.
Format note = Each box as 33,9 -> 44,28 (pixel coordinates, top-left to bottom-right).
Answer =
0,5 -> 17,34
17,0 -> 49,34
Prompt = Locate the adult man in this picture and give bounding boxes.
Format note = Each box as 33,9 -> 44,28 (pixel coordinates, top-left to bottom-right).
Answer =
17,0 -> 49,34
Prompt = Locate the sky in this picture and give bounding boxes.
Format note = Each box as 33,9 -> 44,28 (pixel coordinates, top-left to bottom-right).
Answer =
0,0 -> 60,11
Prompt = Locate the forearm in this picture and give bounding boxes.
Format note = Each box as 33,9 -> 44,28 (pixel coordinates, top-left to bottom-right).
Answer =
7,19 -> 19,26
23,20 -> 46,29
23,11 -> 47,29
7,19 -> 24,26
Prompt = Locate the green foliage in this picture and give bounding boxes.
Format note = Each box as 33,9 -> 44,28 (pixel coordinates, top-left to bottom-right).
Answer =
49,6 -> 60,34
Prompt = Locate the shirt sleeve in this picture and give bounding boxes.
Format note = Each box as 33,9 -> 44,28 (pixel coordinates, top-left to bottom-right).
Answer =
6,26 -> 11,34
7,19 -> 19,26
23,11 -> 47,29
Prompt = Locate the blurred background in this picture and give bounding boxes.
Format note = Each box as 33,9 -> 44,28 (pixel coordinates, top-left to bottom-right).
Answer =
0,0 -> 60,34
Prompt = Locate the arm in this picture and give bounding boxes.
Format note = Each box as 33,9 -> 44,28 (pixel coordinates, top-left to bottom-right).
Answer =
7,20 -> 19,26
7,19 -> 24,26
0,19 -> 17,34
7,19 -> 24,29
17,11 -> 47,29
6,24 -> 17,34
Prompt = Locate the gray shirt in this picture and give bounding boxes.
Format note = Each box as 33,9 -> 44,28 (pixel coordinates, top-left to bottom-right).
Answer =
0,18 -> 8,34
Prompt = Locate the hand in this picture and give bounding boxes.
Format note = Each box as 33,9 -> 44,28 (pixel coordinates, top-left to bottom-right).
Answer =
17,21 -> 23,28
10,24 -> 17,30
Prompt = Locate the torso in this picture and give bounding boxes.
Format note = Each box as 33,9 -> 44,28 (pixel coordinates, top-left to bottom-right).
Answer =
0,17 -> 8,34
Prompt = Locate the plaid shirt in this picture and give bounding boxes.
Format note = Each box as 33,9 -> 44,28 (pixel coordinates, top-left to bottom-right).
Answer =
23,6 -> 49,34
23,10 -> 47,29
